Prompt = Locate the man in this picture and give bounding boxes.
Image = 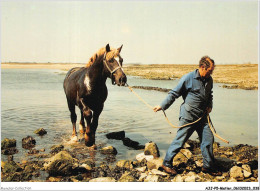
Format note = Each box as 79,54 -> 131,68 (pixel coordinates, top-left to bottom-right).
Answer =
153,56 -> 221,176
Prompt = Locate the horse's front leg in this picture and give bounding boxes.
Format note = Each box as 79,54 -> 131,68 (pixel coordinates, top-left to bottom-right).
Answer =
79,110 -> 86,134
68,103 -> 77,137
84,106 -> 103,147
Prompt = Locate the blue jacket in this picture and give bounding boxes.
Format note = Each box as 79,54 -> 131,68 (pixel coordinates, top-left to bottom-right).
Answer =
160,69 -> 213,122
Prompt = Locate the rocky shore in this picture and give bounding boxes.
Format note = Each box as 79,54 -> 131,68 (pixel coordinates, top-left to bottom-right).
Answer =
1,130 -> 258,182
123,64 -> 258,90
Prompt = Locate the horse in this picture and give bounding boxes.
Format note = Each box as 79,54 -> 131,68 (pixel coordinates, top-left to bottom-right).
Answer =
63,44 -> 127,147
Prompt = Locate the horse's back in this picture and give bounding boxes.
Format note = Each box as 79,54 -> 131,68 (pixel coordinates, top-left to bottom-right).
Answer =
64,67 -> 85,81
63,67 -> 86,99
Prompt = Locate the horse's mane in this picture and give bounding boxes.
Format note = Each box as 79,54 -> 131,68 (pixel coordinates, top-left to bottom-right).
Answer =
86,47 -> 120,67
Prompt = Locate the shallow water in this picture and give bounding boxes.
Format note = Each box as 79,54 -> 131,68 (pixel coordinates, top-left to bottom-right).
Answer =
1,69 -> 258,165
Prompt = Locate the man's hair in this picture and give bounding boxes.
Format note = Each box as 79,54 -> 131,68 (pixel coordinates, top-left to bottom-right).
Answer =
199,56 -> 215,69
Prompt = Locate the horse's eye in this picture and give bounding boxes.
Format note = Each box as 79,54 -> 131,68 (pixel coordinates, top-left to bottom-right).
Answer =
109,58 -> 114,63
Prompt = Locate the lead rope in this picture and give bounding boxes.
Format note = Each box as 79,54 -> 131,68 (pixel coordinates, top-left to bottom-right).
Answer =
126,83 -> 229,144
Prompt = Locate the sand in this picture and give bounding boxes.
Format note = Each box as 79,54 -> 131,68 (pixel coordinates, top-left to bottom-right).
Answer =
2,62 -> 258,90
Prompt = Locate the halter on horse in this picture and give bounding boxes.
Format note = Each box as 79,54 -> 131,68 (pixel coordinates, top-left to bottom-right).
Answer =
63,44 -> 127,146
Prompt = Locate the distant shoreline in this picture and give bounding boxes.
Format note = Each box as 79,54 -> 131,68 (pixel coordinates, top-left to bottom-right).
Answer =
1,62 -> 85,70
1,62 -> 258,90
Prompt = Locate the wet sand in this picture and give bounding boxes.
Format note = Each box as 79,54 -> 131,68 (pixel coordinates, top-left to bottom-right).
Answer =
2,62 -> 258,90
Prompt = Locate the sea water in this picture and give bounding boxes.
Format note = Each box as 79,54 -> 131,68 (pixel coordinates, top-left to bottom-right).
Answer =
1,69 -> 258,164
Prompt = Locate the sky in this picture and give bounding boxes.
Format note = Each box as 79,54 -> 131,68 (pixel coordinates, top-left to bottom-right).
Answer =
0,0 -> 259,64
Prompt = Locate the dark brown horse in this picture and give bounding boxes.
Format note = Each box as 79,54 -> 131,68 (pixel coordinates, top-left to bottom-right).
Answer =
63,44 -> 127,147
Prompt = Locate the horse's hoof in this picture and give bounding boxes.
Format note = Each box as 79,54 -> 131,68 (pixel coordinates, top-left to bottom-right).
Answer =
85,142 -> 96,149
88,144 -> 97,150
70,136 -> 78,143
79,124 -> 85,134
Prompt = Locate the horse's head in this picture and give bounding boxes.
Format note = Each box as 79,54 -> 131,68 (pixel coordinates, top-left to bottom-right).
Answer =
103,44 -> 127,86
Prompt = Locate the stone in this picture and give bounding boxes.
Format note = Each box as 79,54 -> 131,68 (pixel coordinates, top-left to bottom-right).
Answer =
172,149 -> 192,167
81,159 -> 95,168
242,164 -> 251,173
228,177 -> 237,182
144,142 -> 160,158
122,137 -> 144,149
184,172 -> 201,182
243,170 -> 252,178
139,173 -> 148,181
75,174 -> 83,181
100,146 -> 117,155
2,161 -> 22,174
215,176 -> 225,181
135,166 -> 147,173
8,155 -> 13,162
1,138 -> 16,149
80,164 -> 92,171
50,144 -> 64,154
222,172 -> 229,178
44,151 -> 78,176
224,151 -> 233,156
34,128 -> 47,136
144,175 -> 159,182
89,177 -> 116,182
213,142 -> 220,149
1,147 -> 18,155
136,152 -> 154,162
116,160 -> 133,169
247,160 -> 258,170
215,157 -> 236,172
253,170 -> 258,178
150,169 -> 168,177
118,172 -> 136,182
48,177 -> 62,182
24,166 -> 35,174
105,131 -> 125,140
183,142 -> 191,149
195,160 -> 203,168
28,149 -> 39,155
230,166 -> 244,181
1,161 -> 6,169
22,136 -> 36,149
172,174 -> 184,182
147,158 -> 163,170
184,175 -> 196,182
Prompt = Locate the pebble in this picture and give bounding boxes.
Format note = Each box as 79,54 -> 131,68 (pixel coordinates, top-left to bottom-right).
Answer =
230,166 -> 244,181
89,177 -> 116,182
136,153 -> 154,162
135,166 -> 147,173
150,169 -> 168,177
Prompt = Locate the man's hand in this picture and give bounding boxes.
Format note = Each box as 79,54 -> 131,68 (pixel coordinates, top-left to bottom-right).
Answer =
153,105 -> 162,112
206,107 -> 212,114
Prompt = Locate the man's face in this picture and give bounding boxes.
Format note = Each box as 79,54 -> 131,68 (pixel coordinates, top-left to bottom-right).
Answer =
200,63 -> 214,78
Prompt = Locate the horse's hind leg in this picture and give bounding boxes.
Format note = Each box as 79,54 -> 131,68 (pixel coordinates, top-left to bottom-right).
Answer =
85,106 -> 103,147
68,103 -> 77,137
79,110 -> 86,134
83,108 -> 93,146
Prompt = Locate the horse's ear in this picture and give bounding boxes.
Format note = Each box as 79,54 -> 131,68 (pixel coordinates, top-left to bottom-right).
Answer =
118,44 -> 123,53
106,44 -> 110,52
